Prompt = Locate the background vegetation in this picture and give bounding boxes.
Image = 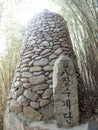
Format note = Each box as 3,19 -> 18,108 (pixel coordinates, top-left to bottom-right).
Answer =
0,0 -> 98,129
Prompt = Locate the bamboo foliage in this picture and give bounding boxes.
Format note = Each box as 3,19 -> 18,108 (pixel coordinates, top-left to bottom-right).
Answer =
53,0 -> 98,89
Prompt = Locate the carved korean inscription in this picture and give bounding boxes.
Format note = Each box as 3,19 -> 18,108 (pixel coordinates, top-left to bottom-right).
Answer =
53,55 -> 79,128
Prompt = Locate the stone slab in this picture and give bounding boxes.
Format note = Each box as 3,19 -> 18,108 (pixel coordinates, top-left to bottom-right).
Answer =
53,55 -> 79,128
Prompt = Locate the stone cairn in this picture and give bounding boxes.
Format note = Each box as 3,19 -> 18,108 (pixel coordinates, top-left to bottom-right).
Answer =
4,10 -> 80,130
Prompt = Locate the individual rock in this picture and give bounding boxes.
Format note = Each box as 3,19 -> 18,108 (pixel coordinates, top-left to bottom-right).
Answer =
33,71 -> 43,76
49,54 -> 57,60
43,66 -> 53,71
40,49 -> 51,55
29,60 -> 34,66
22,72 -> 32,78
40,41 -> 49,46
37,91 -> 44,94
54,48 -> 63,55
15,72 -> 21,77
33,58 -> 48,66
40,99 -> 50,107
23,53 -> 33,59
39,103 -> 54,121
14,81 -> 23,88
49,59 -> 55,65
20,63 -> 28,68
21,67 -> 29,72
32,84 -> 48,92
37,39 -> 42,44
23,106 -> 42,121
8,88 -> 16,99
47,80 -> 52,84
17,95 -> 29,106
21,58 -> 30,64
42,88 -> 52,99
24,90 -> 38,101
45,72 -> 50,76
30,101 -> 40,109
49,72 -> 53,78
17,87 -> 24,96
23,83 -> 31,88
35,56 -> 43,60
29,75 -> 45,85
31,55 -> 38,59
28,39 -> 35,45
12,91 -> 18,99
21,78 -> 28,83
9,99 -> 22,114
53,45 -> 60,50
30,66 -> 42,72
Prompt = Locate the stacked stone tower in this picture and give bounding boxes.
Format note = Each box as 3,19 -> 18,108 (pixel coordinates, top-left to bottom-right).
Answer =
4,10 -> 80,130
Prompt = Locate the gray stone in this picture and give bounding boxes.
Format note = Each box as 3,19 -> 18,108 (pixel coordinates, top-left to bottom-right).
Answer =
8,88 -> 16,99
53,45 -> 60,50
23,83 -> 31,88
40,99 -> 50,107
33,58 -> 48,66
23,106 -> 42,121
22,72 -> 32,78
42,88 -> 52,99
21,58 -> 30,64
49,72 -> 53,78
9,99 -> 22,114
29,39 -> 35,45
21,67 -> 29,72
23,53 -> 33,59
47,80 -> 52,84
30,101 -> 40,109
24,90 -> 38,101
15,72 -> 21,77
33,71 -> 43,76
54,48 -> 63,55
40,49 -> 51,55
12,91 -> 18,99
43,66 -> 53,71
37,39 -> 43,44
35,56 -> 43,60
37,91 -> 44,94
29,60 -> 34,66
40,41 -> 50,46
49,59 -> 55,65
17,95 -> 29,106
21,78 -> 28,83
17,87 -> 24,96
53,55 -> 79,128
32,84 -> 48,92
20,63 -> 28,68
39,103 -> 54,121
30,66 -> 42,72
29,75 -> 45,85
31,55 -> 38,59
14,81 -> 23,88
49,54 -> 57,60
34,48 -> 41,52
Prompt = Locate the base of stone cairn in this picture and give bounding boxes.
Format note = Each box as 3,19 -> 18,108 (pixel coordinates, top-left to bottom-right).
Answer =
4,112 -> 98,130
